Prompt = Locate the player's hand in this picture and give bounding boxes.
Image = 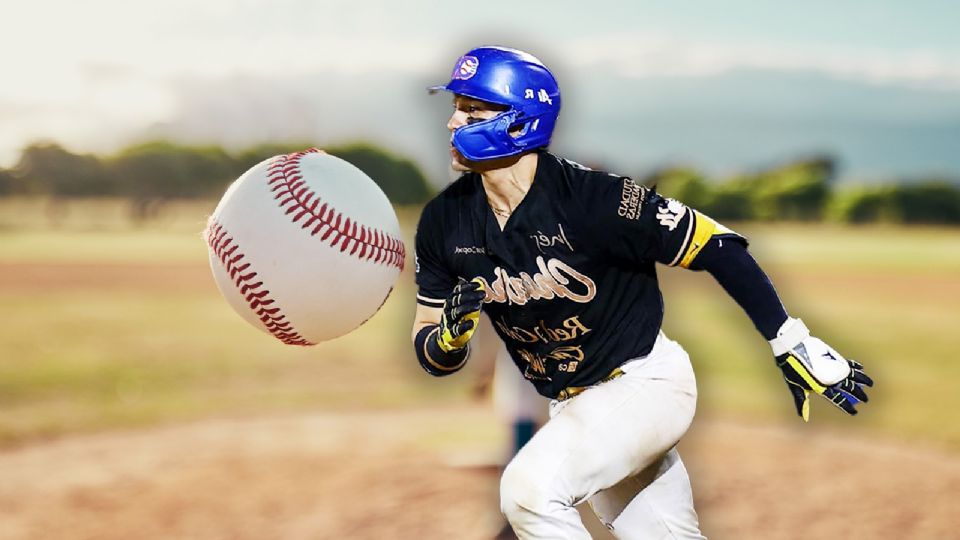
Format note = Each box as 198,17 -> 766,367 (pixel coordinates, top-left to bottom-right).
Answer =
436,278 -> 486,353
770,318 -> 874,422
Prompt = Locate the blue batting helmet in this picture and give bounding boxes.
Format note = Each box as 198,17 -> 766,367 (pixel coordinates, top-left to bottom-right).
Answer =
429,46 -> 561,161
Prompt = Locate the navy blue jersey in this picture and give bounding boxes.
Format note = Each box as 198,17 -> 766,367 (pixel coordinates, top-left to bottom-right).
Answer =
415,152 -> 744,398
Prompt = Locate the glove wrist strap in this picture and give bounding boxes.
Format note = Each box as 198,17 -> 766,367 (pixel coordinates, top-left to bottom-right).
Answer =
435,321 -> 463,353
415,325 -> 469,377
769,317 -> 810,356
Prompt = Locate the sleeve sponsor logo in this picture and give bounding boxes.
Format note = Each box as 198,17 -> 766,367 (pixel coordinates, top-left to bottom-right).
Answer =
476,256 -> 597,306
656,199 -> 687,231
618,178 -> 645,221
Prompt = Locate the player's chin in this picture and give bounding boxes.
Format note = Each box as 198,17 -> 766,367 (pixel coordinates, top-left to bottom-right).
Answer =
450,148 -> 473,172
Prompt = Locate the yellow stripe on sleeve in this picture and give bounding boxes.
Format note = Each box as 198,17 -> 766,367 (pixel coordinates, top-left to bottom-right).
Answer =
678,211 -> 718,268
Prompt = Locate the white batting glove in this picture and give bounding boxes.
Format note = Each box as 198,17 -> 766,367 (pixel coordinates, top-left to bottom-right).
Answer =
769,318 -> 874,422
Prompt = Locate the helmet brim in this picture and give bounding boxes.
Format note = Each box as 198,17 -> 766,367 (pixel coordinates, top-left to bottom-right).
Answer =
427,84 -> 514,111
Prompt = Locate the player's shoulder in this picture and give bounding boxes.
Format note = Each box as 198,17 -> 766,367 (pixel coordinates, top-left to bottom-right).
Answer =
541,152 -> 617,181
543,152 -> 650,216
544,152 -> 638,192
420,172 -> 482,220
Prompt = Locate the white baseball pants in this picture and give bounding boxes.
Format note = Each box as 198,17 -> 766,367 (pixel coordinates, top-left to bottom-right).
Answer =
499,333 -> 706,539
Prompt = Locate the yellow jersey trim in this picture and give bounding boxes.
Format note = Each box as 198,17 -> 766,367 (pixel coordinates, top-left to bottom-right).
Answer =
678,211 -> 717,268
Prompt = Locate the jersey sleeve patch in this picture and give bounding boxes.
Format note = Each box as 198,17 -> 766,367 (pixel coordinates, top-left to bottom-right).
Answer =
616,178 -> 647,221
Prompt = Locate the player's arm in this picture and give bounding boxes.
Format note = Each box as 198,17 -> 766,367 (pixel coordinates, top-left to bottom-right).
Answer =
604,184 -> 875,422
411,304 -> 443,341
411,200 -> 486,377
411,279 -> 486,377
687,234 -> 874,421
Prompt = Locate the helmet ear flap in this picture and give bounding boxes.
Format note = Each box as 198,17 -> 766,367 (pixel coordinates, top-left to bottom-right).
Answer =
508,117 -> 541,138
452,110 -> 523,161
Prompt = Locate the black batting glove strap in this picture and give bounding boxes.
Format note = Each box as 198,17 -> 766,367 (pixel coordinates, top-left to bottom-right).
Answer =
415,324 -> 469,377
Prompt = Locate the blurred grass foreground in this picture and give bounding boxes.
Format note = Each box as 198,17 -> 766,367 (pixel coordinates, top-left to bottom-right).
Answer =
0,196 -> 958,452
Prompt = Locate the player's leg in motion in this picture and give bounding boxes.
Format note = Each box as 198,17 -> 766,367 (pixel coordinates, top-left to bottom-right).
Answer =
588,447 -> 704,539
499,334 -> 705,539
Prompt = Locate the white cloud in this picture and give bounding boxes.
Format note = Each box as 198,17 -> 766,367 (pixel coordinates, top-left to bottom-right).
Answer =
0,0 -> 446,165
562,34 -> 960,90
1,0 -> 958,171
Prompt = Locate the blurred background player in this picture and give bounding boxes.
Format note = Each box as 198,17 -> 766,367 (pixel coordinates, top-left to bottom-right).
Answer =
470,321 -> 548,538
412,46 -> 873,539
471,318 -> 548,463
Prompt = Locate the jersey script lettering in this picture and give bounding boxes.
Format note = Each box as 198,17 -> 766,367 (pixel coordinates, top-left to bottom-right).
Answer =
495,315 -> 591,344
478,257 -> 597,306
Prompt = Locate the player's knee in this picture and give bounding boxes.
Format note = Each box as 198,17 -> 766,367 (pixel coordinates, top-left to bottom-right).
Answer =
500,457 -> 556,520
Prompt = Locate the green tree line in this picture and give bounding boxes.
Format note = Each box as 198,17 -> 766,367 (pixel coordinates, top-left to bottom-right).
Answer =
646,155 -> 960,225
0,141 -> 433,206
2,143 -> 958,224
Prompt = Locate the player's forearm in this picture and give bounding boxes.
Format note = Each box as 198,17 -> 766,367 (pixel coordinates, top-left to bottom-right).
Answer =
414,325 -> 470,376
691,238 -> 788,340
412,279 -> 485,377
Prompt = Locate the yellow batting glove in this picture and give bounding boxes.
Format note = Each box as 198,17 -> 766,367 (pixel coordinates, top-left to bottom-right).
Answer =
437,278 -> 486,353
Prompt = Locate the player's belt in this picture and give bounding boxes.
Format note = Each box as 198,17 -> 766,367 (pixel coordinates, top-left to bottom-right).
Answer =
556,367 -> 625,401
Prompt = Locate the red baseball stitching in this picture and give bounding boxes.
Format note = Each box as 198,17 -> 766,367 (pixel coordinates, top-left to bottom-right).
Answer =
205,221 -> 313,346
267,148 -> 406,271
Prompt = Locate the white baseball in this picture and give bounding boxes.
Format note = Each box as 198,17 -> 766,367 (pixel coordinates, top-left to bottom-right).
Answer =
204,148 -> 405,345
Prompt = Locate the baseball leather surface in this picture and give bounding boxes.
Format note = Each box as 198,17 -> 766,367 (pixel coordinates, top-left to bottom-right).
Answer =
204,148 -> 405,345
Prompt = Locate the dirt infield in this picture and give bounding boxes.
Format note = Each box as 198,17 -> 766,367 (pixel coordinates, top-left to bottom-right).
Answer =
0,262 -> 211,292
1,407 -> 957,540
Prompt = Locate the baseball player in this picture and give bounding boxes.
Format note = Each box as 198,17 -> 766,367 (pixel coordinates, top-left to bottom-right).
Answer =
411,46 -> 873,539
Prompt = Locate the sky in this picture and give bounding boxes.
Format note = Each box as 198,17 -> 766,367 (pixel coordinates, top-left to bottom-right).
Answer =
2,0 -> 959,183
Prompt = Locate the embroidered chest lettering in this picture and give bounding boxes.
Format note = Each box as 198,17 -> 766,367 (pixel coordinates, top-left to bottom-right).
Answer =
478,256 -> 597,306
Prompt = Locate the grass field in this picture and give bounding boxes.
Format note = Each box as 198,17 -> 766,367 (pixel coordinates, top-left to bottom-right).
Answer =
0,198 -> 958,450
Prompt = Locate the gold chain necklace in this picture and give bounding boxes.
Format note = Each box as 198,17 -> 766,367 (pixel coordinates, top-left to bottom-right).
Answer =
487,198 -> 513,218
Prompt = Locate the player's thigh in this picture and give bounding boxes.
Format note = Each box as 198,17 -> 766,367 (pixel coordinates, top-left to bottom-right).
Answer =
505,350 -> 697,507
557,367 -> 695,501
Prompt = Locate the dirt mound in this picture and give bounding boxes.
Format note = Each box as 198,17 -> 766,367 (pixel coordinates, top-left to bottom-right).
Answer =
0,407 -> 957,539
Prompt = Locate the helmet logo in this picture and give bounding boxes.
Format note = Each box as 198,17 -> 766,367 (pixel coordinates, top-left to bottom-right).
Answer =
523,88 -> 553,105
452,55 -> 479,80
